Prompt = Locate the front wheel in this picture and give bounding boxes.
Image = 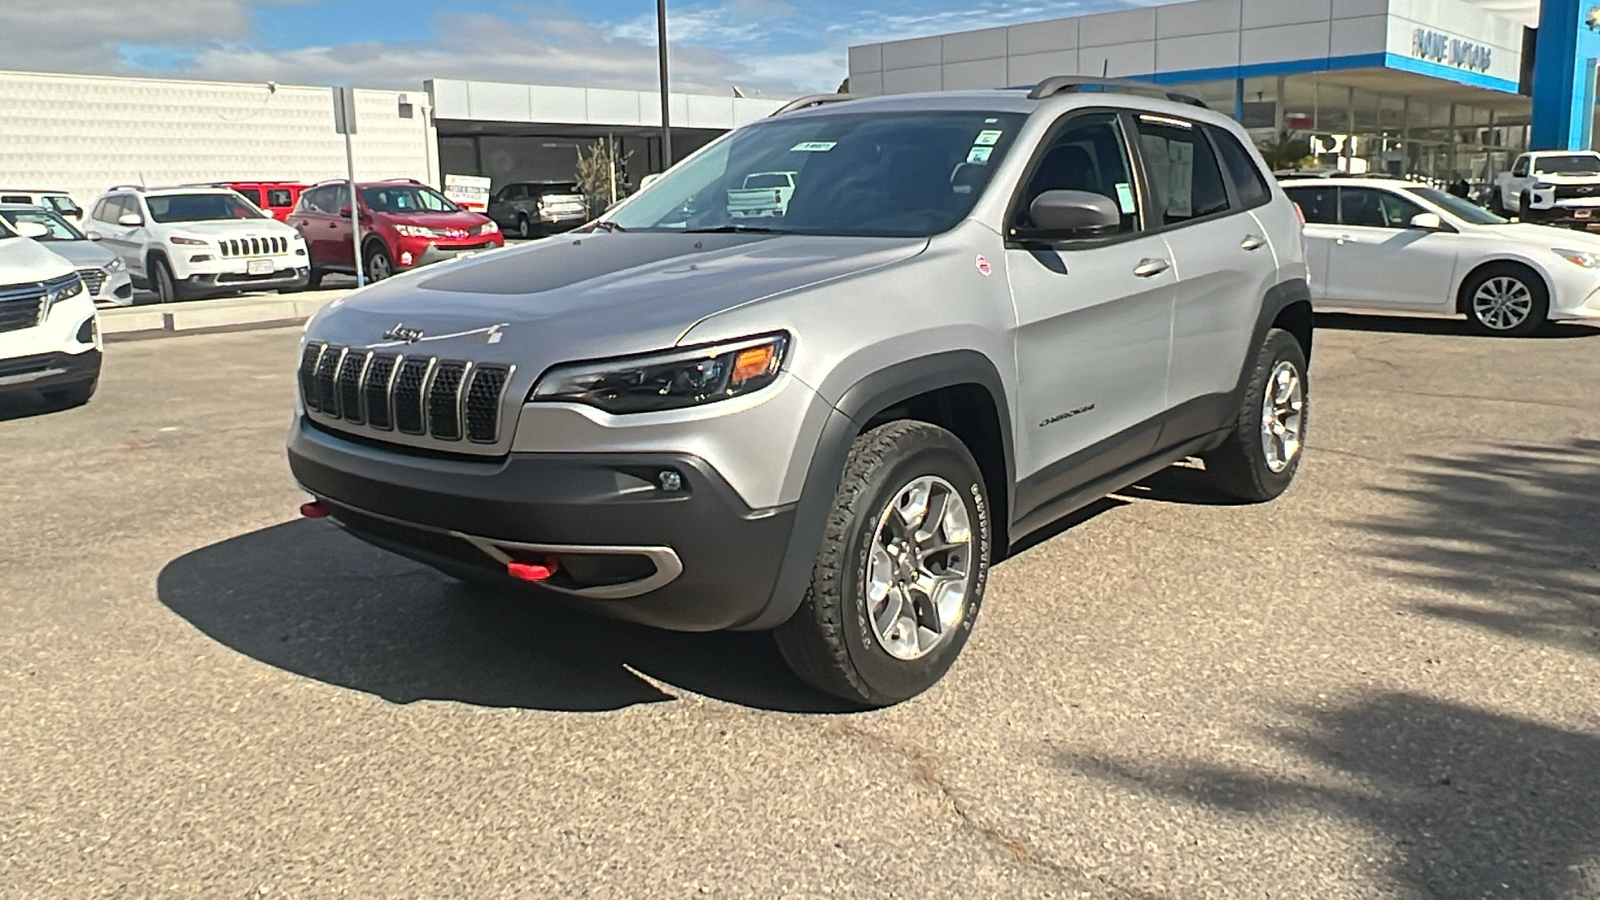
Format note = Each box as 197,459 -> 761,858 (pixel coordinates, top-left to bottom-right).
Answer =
364,244 -> 394,282
1463,265 -> 1548,336
774,421 -> 992,707
1200,328 -> 1308,503
517,214 -> 533,239
151,258 -> 180,304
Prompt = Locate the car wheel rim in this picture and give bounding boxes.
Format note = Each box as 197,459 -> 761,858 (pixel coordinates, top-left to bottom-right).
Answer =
370,255 -> 391,280
1471,276 -> 1533,330
519,218 -> 531,238
1260,360 -> 1304,474
864,475 -> 974,662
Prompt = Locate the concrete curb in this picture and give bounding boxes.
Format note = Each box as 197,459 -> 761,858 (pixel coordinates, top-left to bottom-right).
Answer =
98,289 -> 352,340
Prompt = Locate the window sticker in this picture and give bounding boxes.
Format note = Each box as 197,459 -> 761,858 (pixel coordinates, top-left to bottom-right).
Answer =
966,146 -> 994,165
974,129 -> 1003,146
1115,182 -> 1137,214
791,141 -> 837,152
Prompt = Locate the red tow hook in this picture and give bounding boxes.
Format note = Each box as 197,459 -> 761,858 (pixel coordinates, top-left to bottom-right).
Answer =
507,557 -> 560,583
299,500 -> 330,519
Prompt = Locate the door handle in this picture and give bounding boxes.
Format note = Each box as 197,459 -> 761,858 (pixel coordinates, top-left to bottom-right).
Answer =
1133,258 -> 1171,278
1335,234 -> 1352,245
1241,234 -> 1267,251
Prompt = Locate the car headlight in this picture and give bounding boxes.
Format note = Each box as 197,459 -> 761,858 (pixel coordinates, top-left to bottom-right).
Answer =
169,236 -> 208,246
1533,182 -> 1557,191
103,257 -> 125,273
394,225 -> 436,238
1553,247 -> 1600,268
40,274 -> 84,319
477,221 -> 500,235
530,333 -> 789,414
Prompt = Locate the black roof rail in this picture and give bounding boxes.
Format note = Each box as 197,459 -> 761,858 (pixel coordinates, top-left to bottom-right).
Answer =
107,184 -> 146,192
770,93 -> 859,116
1026,76 -> 1207,109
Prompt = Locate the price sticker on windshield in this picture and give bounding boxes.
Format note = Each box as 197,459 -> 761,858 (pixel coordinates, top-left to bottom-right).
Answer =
974,130 -> 1003,146
966,146 -> 994,165
791,141 -> 837,153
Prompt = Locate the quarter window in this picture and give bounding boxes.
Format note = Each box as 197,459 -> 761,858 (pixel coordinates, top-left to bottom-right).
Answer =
267,189 -> 294,208
1208,127 -> 1271,209
0,195 -> 29,204
1134,114 -> 1230,224
1339,188 -> 1425,229
1016,112 -> 1140,234
1283,186 -> 1337,225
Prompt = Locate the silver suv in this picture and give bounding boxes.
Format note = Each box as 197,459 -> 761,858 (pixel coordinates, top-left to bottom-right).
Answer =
288,79 -> 1312,706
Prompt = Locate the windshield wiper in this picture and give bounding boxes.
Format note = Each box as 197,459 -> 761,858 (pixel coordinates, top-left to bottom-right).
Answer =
682,225 -> 788,234
591,220 -> 626,233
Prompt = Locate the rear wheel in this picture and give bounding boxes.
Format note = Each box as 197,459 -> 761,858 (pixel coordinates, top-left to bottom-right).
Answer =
306,268 -> 325,290
1462,264 -> 1548,336
775,421 -> 992,707
517,214 -> 533,239
364,244 -> 394,282
1200,328 -> 1308,503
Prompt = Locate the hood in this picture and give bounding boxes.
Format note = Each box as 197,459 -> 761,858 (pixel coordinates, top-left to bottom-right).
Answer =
372,210 -> 490,229
306,230 -> 926,370
0,236 -> 77,280
37,238 -> 117,268
1475,223 -> 1600,249
163,218 -> 298,240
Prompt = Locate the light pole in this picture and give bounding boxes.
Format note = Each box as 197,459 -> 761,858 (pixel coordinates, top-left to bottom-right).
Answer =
657,0 -> 673,168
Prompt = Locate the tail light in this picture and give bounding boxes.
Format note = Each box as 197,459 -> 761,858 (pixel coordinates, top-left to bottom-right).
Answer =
1292,202 -> 1306,226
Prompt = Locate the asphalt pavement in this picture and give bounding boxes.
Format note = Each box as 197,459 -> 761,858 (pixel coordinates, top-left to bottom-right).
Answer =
1,314 -> 1597,898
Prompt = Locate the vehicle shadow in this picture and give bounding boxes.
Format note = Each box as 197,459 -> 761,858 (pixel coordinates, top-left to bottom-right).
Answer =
1060,691 -> 1600,898
1114,461 -> 1251,507
1315,312 -> 1600,339
1355,438 -> 1600,657
0,393 -> 70,423
155,520 -> 859,714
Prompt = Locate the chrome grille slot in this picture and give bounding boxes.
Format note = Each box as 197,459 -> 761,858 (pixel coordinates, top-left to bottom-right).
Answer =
428,362 -> 468,441
363,354 -> 397,430
392,358 -> 432,434
464,366 -> 509,443
313,346 -> 344,417
78,269 -> 107,295
299,342 -> 325,411
0,281 -> 45,334
336,351 -> 369,425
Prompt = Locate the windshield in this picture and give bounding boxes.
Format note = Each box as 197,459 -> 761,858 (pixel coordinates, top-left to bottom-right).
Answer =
1405,187 -> 1507,225
45,196 -> 82,217
0,207 -> 84,241
1534,155 -> 1600,174
362,185 -> 460,214
148,193 -> 266,223
605,111 -> 1028,237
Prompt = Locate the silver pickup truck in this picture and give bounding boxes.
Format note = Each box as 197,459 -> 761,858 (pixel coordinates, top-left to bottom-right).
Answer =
726,171 -> 796,218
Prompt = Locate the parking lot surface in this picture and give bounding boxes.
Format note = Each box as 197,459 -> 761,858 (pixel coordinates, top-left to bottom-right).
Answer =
2,316 -> 1597,899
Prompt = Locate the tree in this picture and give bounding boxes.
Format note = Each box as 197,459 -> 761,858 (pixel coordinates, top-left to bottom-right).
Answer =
575,137 -> 632,213
837,77 -> 850,94
1257,130 -> 1314,171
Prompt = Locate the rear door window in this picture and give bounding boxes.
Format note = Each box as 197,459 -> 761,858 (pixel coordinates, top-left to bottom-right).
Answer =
1133,114 -> 1231,225
1284,185 -> 1337,224
267,189 -> 295,208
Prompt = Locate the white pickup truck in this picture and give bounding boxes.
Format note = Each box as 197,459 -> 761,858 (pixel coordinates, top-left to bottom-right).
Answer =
1493,150 -> 1600,226
725,171 -> 796,218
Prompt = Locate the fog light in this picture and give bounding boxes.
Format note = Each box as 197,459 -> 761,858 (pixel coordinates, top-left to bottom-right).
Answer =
190,254 -> 213,262
76,317 -> 96,344
658,470 -> 683,491
400,251 -> 414,265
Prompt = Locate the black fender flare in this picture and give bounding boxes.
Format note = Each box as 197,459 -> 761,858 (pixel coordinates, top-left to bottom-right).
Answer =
1230,279 -> 1314,400
735,350 -> 1015,631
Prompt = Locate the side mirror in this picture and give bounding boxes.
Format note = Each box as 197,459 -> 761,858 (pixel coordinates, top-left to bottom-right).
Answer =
1409,212 -> 1444,230
15,221 -> 50,239
338,206 -> 352,218
88,233 -> 103,241
1024,190 -> 1121,238
117,213 -> 143,227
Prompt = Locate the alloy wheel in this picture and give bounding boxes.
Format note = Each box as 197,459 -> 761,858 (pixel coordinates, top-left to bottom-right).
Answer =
864,475 -> 974,661
1471,276 -> 1534,331
368,252 -> 392,281
1260,360 -> 1304,474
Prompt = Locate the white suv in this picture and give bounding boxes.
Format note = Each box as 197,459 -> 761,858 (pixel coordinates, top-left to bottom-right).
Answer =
0,216 -> 100,408
85,187 -> 309,302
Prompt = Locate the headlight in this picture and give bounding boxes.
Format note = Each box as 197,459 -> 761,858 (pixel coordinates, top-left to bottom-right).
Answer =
1553,247 -> 1600,268
1533,182 -> 1557,191
394,225 -> 437,238
169,236 -> 207,246
40,274 -> 83,319
530,333 -> 789,414
478,221 -> 500,235
103,257 -> 125,273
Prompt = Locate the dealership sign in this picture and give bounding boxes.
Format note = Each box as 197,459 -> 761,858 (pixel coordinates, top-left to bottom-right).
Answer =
1412,28 -> 1492,73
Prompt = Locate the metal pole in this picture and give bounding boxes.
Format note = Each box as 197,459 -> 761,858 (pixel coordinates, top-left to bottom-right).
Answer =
657,0 -> 673,168
345,133 -> 364,287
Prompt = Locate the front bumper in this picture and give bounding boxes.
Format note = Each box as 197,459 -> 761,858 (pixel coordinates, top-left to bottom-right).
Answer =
0,347 -> 100,397
287,417 -> 799,631
396,236 -> 504,269
180,267 -> 310,295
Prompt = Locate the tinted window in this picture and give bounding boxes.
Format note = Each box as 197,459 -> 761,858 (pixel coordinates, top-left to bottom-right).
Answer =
1340,187 -> 1425,228
1135,114 -> 1230,224
1016,111 -> 1140,234
234,188 -> 263,205
147,193 -> 264,223
1534,154 -> 1600,174
0,207 -> 83,241
1284,186 -> 1336,224
1208,127 -> 1271,208
360,185 -> 459,213
1511,157 -> 1529,176
266,189 -> 294,208
744,173 -> 792,189
535,183 -> 580,196
606,110 -> 1027,238
0,195 -> 30,204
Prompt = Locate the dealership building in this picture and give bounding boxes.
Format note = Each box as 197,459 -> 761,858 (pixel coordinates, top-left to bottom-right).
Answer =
848,0 -> 1600,181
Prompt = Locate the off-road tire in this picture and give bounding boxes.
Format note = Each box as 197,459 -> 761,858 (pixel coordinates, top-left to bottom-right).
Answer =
774,420 -> 992,707
1200,328 -> 1308,503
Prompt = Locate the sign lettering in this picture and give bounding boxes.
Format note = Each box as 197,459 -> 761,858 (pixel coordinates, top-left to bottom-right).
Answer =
1412,28 -> 1492,73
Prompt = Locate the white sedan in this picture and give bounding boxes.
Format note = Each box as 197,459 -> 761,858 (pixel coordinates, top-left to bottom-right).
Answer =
1282,177 -> 1600,335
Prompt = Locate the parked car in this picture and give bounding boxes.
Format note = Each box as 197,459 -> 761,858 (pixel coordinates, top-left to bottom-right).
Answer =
187,182 -> 307,222
0,188 -> 85,222
1283,176 -> 1600,335
288,179 -> 504,287
1491,151 -> 1600,225
0,215 -> 99,408
85,186 -> 309,302
287,79 -> 1311,706
0,204 -> 133,307
487,181 -> 589,238
726,171 -> 797,218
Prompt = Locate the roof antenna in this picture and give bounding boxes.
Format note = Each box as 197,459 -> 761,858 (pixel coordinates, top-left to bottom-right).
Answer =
1101,59 -> 1109,77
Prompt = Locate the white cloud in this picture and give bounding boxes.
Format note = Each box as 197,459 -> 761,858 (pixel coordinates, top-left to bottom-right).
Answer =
0,0 -> 308,71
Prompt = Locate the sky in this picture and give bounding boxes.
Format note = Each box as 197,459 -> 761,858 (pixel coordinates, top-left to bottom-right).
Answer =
0,0 -> 1177,98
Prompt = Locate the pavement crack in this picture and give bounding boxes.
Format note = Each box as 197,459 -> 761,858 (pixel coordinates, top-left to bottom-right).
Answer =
825,721 -> 1165,899
1373,386 -> 1591,412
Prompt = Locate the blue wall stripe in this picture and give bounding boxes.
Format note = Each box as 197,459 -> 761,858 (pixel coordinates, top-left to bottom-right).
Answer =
1129,52 -> 1517,94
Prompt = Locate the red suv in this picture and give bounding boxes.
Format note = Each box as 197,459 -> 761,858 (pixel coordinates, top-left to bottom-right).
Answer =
213,182 -> 306,221
287,179 -> 503,286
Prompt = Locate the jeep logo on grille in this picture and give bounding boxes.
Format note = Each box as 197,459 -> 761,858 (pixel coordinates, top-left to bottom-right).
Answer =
383,323 -> 424,343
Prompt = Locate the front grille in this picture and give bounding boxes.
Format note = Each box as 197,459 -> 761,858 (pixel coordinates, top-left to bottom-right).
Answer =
0,281 -> 46,334
300,342 -> 514,447
218,236 -> 288,257
78,269 -> 107,295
